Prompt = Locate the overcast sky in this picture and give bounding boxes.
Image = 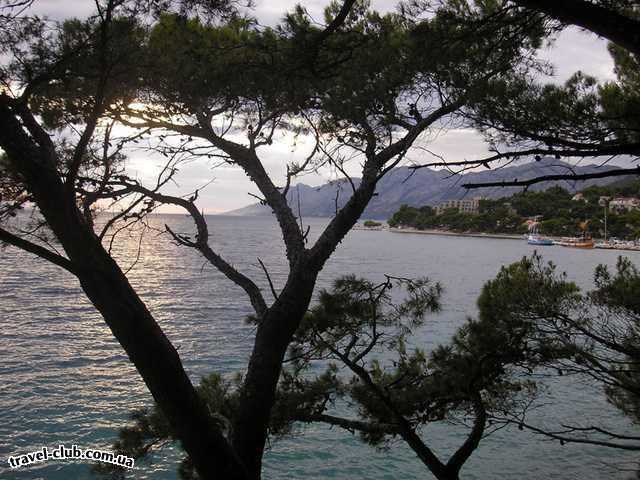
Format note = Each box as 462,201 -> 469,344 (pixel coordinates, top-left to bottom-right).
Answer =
28,0 -> 617,213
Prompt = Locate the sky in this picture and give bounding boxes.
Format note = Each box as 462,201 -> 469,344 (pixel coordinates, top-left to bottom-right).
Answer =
26,0 -> 618,213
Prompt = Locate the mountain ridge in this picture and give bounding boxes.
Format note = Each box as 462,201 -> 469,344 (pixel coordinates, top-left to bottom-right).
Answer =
224,159 -> 631,219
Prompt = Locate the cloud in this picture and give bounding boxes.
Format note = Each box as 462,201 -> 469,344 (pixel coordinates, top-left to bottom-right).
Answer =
538,27 -> 615,83
29,0 -> 95,19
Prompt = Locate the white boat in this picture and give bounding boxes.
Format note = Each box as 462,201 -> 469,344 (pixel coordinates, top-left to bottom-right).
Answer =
528,235 -> 554,246
526,221 -> 553,246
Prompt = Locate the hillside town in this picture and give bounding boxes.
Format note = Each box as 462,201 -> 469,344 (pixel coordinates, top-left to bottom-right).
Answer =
378,181 -> 640,250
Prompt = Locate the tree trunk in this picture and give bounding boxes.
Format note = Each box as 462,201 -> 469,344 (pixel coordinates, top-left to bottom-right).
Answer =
401,430 -> 452,479
231,268 -> 318,479
402,398 -> 486,480
0,100 -> 247,479
75,250 -> 248,480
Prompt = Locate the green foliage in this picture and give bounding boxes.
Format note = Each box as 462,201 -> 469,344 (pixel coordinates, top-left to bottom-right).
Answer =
27,17 -> 147,129
477,253 -> 580,326
389,200 -> 528,233
388,182 -> 640,239
145,14 -> 282,110
589,258 -> 640,425
93,373 -> 242,478
388,204 -> 420,227
271,364 -> 343,437
461,2 -> 640,160
11,1 -> 637,477
592,261 -> 640,443
480,254 -> 640,439
497,186 -> 572,218
593,257 -> 640,316
363,220 -> 382,227
294,275 -> 442,352
598,21 -> 640,144
4,0 -> 547,155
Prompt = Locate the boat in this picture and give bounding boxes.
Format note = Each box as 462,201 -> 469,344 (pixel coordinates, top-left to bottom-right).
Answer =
555,221 -> 595,249
595,239 -> 640,251
528,235 -> 554,246
526,221 -> 554,246
555,237 -> 595,249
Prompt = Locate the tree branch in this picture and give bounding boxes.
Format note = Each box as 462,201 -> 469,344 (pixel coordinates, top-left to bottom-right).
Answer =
115,182 -> 268,317
257,257 -> 278,301
295,413 -> 400,436
316,0 -> 357,45
446,395 -> 487,475
315,333 -> 450,478
513,0 -> 640,57
308,99 -> 465,271
66,0 -> 120,202
463,167 -> 640,189
0,226 -> 78,275
514,419 -> 640,451
197,118 -> 306,265
410,144 -> 640,171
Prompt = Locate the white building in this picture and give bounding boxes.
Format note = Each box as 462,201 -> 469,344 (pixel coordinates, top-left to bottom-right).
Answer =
434,197 -> 483,215
609,197 -> 640,213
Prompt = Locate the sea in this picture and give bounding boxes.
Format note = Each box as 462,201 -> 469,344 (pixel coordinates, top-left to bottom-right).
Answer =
1,215 -> 638,479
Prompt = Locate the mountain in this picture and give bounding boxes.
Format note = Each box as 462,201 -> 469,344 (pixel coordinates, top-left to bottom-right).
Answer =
224,159 -> 631,219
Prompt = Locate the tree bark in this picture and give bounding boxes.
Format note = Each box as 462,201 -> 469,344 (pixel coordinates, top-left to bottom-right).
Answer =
514,0 -> 640,58
76,251 -> 248,480
446,397 -> 487,477
231,268 -> 318,479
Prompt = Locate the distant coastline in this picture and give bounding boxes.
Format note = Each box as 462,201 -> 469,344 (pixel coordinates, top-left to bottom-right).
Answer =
354,225 -> 640,252
354,224 -> 526,241
388,227 -> 524,241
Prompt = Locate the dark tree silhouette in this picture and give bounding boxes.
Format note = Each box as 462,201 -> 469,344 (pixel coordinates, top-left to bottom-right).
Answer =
0,1 -> 549,478
474,255 -> 640,455
513,0 -> 640,58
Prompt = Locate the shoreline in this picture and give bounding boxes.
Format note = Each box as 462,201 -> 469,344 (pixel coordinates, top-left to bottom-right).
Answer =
356,226 -> 640,252
387,227 -> 525,241
354,225 -> 526,241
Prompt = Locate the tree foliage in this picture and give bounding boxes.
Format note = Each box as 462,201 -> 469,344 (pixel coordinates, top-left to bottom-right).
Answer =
471,254 -> 640,453
104,265 -> 575,480
407,0 -> 640,187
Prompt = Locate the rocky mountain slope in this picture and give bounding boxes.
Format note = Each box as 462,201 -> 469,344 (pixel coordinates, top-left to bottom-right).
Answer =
224,159 -> 629,219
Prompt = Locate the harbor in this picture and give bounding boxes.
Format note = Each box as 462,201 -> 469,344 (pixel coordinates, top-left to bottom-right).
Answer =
355,224 -> 640,252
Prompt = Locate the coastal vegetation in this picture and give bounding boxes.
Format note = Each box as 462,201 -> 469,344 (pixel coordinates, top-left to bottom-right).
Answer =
407,1 -> 640,188
363,220 -> 383,228
388,181 -> 640,239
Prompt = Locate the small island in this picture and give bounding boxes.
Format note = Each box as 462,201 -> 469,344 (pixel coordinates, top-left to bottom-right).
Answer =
363,220 -> 383,228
